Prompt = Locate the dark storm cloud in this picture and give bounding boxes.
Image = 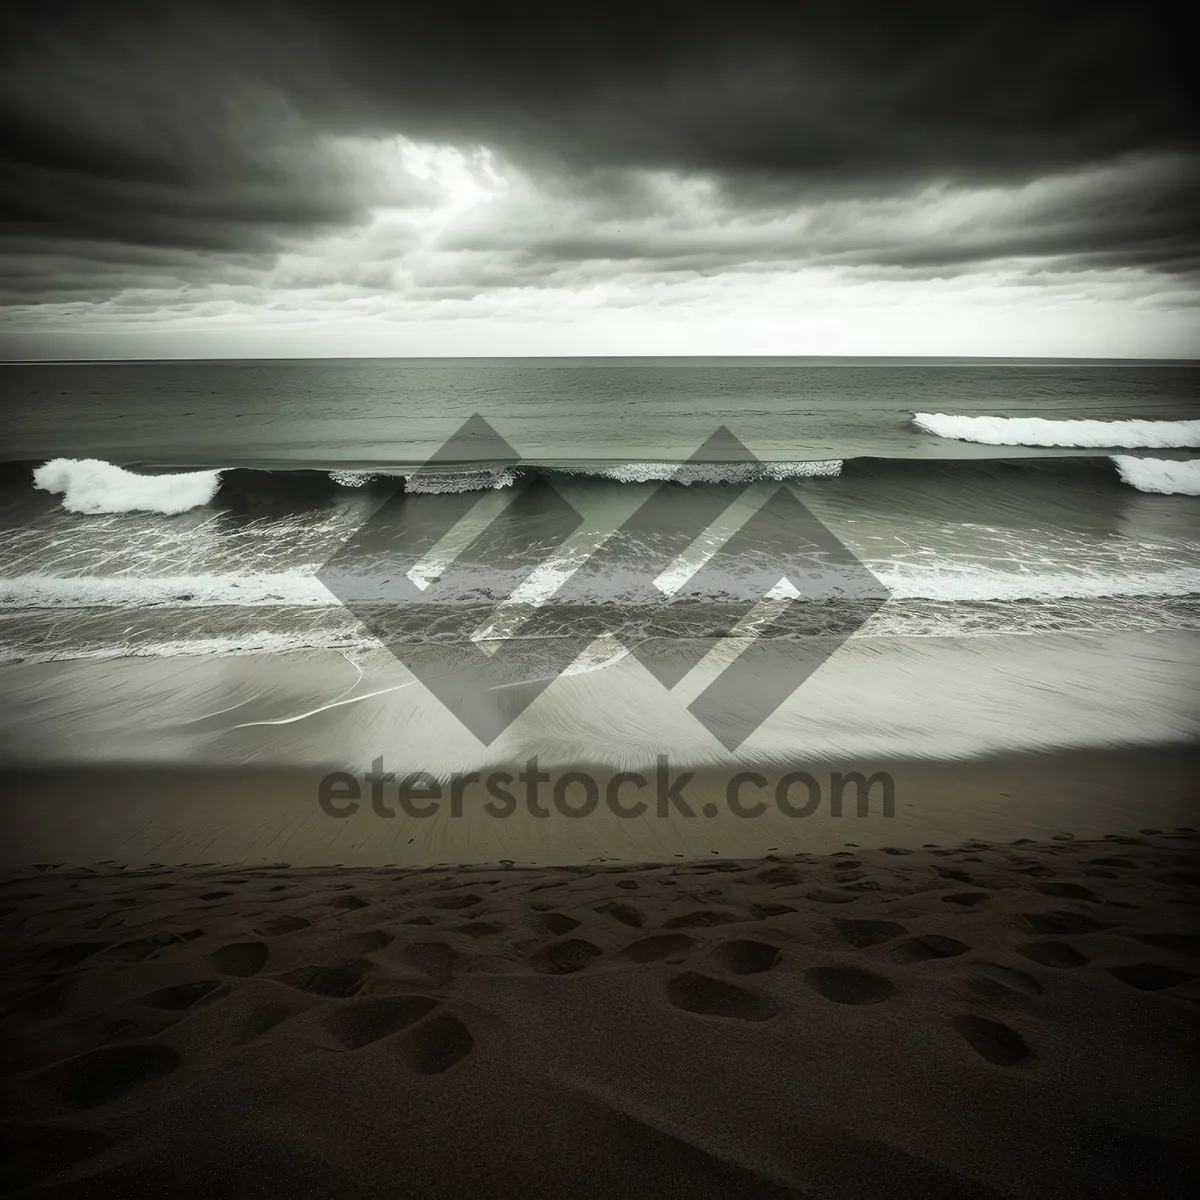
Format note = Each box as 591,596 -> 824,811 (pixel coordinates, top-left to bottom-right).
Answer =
0,0 -> 1196,310
295,1 -> 1195,181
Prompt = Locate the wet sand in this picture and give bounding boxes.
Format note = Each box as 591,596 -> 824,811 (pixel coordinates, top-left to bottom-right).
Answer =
1,633 -> 1197,1197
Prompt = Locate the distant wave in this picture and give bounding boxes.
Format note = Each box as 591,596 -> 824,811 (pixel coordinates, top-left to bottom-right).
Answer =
34,458 -> 222,514
914,413 -> 1200,448
1112,457 -> 1200,496
334,460 -> 843,492
561,461 -> 842,484
31,457 -> 846,512
405,467 -> 521,493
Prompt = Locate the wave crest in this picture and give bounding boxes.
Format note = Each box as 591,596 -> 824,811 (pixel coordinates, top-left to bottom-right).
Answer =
914,413 -> 1200,449
33,458 -> 223,514
1112,457 -> 1200,496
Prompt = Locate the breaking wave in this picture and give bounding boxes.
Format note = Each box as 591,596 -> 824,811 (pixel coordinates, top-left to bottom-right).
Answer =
33,458 -> 223,514
1112,456 -> 1200,496
914,413 -> 1200,449
562,461 -> 842,484
332,460 -> 843,492
29,457 -> 845,512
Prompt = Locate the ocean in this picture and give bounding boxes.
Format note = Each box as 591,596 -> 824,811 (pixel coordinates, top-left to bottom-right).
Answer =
1,357 -> 1198,775
2,357 -> 1198,657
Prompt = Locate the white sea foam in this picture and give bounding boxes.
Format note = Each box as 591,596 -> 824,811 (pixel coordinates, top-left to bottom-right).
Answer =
0,629 -> 378,666
914,413 -> 1200,448
404,467 -> 520,493
2,559 -> 1197,611
1112,457 -> 1200,496
0,573 -> 331,608
567,461 -> 842,483
327,461 -> 843,493
34,459 -> 223,514
875,563 -> 1200,602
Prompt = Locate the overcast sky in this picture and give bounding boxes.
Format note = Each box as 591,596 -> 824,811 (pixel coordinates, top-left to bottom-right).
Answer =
0,1 -> 1195,359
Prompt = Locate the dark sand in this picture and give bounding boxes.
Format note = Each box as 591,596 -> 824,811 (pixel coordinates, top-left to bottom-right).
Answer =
2,830 -> 1199,1198
2,747 -> 1197,870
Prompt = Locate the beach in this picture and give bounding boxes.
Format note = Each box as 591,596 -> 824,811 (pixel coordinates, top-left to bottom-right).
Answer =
2,357 -> 1198,1196
1,0 -> 1197,1187
3,832 -> 1198,1197
2,637 -> 1197,1195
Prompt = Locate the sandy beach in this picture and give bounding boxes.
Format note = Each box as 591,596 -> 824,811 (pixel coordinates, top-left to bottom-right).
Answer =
1,614 -> 1197,1197
2,832 -> 1198,1197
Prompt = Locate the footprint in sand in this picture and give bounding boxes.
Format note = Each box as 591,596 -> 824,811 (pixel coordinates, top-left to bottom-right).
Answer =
1125,932 -> 1200,958
832,919 -> 908,948
207,941 -> 268,977
665,971 -> 778,1021
540,912 -> 581,935
1033,882 -> 1100,901
709,939 -> 781,975
805,966 -> 896,1005
38,942 -> 111,969
663,910 -> 743,929
804,889 -> 859,904
276,962 -> 368,998
1020,911 -> 1112,934
321,995 -> 439,1049
594,901 -> 644,928
964,964 -> 1045,1001
137,980 -> 225,1010
231,998 -> 312,1042
1017,941 -> 1090,968
395,1012 -> 475,1075
455,922 -> 502,938
348,931 -> 393,954
941,892 -> 990,907
327,894 -> 369,911
533,938 -> 602,975
254,915 -> 310,937
105,930 -> 203,964
1107,963 -> 1196,991
956,1015 -> 1031,1066
755,865 -> 802,885
427,893 -> 482,911
621,934 -> 695,963
881,935 -> 970,963
43,1044 -> 180,1108
403,942 -> 458,987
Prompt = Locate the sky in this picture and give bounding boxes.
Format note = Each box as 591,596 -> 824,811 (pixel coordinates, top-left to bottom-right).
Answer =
0,1 -> 1196,359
